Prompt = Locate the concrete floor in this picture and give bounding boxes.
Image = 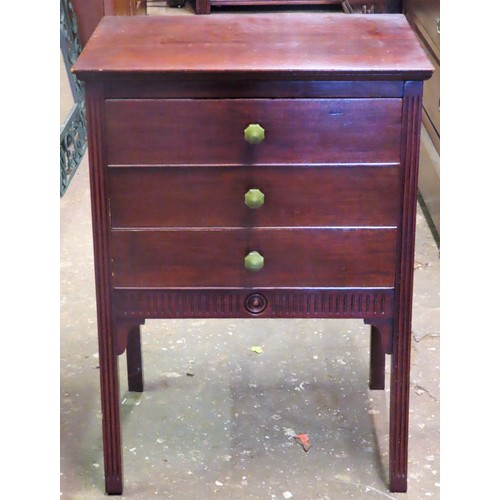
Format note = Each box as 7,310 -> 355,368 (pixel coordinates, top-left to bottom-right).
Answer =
60,4 -> 440,498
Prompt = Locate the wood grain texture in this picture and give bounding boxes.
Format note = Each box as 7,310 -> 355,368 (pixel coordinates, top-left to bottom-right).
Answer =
108,165 -> 402,229
110,228 -> 398,288
85,83 -> 123,495
105,98 -> 402,166
72,14 -> 433,82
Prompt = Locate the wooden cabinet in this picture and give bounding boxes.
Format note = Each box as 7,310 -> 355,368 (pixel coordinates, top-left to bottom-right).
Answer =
404,0 -> 440,233
73,13 -> 432,495
104,0 -> 147,16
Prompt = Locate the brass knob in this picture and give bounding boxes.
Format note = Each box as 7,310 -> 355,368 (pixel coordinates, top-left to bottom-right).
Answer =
244,251 -> 264,272
244,188 -> 265,209
244,123 -> 265,145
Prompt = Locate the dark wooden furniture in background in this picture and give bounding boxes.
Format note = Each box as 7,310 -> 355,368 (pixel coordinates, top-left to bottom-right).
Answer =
404,0 -> 440,233
196,0 -> 400,15
72,0 -> 146,47
73,13 -> 432,495
343,0 -> 401,13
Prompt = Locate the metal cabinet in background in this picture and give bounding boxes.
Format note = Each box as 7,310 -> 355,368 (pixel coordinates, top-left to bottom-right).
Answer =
61,0 -> 146,196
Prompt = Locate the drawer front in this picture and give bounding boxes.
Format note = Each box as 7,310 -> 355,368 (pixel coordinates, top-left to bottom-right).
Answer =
105,99 -> 402,165
109,165 -> 402,228
110,228 -> 397,288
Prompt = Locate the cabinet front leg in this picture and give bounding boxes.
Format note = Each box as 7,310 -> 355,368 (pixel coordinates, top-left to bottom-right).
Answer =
388,80 -> 423,492
389,325 -> 411,492
98,326 -> 123,495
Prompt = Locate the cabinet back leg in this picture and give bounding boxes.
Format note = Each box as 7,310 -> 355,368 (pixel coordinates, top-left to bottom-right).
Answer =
369,325 -> 386,390
127,324 -> 144,392
366,319 -> 393,390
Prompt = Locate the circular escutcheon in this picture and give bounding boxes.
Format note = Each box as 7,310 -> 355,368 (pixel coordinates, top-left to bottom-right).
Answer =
244,293 -> 268,314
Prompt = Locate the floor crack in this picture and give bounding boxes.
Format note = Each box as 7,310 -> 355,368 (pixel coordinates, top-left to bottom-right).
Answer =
412,331 -> 439,343
331,477 -> 397,499
413,383 -> 439,402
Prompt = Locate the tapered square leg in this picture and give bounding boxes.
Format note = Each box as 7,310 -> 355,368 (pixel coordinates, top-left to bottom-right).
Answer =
389,333 -> 411,493
387,81 -> 423,493
98,341 -> 123,495
366,319 -> 392,390
85,83 -> 125,494
127,324 -> 144,392
369,325 -> 386,390
105,473 -> 123,495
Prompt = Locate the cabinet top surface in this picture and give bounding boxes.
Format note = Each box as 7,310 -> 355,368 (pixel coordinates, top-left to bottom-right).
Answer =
73,13 -> 433,81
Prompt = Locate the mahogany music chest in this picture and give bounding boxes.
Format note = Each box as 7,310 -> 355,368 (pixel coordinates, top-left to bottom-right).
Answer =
73,13 -> 433,494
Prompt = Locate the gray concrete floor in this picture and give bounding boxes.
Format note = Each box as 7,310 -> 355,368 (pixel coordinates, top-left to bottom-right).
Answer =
61,4 -> 440,498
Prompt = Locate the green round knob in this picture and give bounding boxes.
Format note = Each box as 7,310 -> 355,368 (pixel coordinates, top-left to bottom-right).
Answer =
244,251 -> 264,272
244,188 -> 265,209
244,123 -> 265,145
